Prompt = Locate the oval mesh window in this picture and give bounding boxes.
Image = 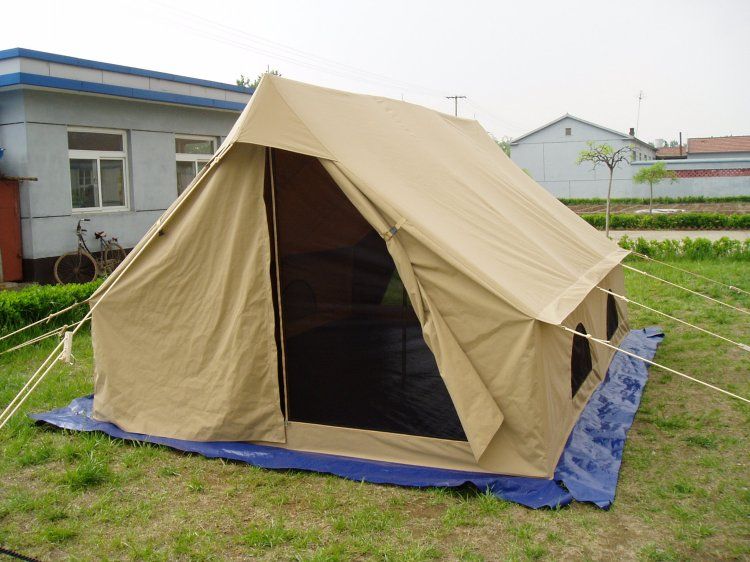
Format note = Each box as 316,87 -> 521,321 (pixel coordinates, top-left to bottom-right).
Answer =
606,293 -> 619,340
571,322 -> 592,397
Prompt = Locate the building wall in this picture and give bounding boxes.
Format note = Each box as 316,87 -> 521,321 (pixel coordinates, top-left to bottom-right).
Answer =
0,88 -> 243,280
687,151 -> 750,160
510,116 -> 655,199
630,158 -> 750,198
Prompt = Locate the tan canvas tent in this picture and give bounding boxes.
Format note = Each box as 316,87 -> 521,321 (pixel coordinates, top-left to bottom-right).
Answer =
90,75 -> 629,479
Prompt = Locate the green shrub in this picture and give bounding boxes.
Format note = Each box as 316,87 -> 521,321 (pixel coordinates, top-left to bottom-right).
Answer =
0,280 -> 102,333
560,195 -> 750,205
581,212 -> 750,230
618,236 -> 750,260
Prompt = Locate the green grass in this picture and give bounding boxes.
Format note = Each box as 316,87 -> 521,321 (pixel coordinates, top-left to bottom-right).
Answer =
0,259 -> 748,560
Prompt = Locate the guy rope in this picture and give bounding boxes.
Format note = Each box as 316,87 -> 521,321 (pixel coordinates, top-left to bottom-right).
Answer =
630,251 -> 750,297
597,287 -> 750,353
0,142 -> 230,430
622,264 -> 750,316
558,324 -> 750,405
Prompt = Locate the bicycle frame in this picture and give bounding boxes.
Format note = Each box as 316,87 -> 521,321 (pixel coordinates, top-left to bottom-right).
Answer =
76,219 -> 93,255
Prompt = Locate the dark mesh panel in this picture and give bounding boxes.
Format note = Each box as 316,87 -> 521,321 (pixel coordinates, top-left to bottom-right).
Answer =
571,323 -> 592,397
606,293 -> 619,340
269,148 -> 466,441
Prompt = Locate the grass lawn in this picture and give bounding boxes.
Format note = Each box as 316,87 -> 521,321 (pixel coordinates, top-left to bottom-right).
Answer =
0,258 -> 748,561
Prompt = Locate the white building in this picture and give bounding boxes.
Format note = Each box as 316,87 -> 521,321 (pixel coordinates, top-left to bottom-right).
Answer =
0,48 -> 252,282
510,114 -> 655,199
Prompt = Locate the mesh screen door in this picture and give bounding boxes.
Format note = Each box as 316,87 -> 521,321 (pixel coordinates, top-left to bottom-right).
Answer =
266,149 -> 466,441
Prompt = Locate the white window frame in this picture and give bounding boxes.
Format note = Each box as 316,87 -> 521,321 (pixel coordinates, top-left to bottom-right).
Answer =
175,134 -> 216,194
68,127 -> 130,213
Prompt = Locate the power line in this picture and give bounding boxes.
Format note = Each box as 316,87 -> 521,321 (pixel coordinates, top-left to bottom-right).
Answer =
464,99 -> 526,134
152,1 -> 450,99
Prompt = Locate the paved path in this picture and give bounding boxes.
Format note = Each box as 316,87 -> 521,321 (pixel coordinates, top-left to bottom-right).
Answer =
609,230 -> 750,241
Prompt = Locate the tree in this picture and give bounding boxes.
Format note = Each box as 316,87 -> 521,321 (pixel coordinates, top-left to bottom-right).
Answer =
496,136 -> 512,157
633,162 -> 677,213
576,142 -> 631,237
668,139 -> 680,148
236,69 -> 282,90
489,134 -> 511,156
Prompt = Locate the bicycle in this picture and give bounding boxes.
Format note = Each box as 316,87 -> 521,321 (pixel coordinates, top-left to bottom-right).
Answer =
54,219 -> 127,284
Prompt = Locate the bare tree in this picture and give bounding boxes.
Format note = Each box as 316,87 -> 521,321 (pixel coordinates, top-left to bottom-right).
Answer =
576,142 -> 631,237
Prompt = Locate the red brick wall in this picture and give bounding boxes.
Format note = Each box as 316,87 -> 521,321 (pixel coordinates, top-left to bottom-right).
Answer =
672,168 -> 750,178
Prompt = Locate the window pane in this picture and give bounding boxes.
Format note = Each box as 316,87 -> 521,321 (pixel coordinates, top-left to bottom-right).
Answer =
68,131 -> 123,151
175,137 -> 214,155
100,160 -> 125,207
70,159 -> 99,208
176,161 -> 196,195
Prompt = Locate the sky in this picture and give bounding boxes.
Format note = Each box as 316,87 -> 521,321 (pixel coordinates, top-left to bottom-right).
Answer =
3,0 -> 749,143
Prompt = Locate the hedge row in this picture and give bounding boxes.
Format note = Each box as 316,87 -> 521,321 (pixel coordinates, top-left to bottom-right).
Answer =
0,280 -> 102,333
581,212 -> 750,230
561,195 -> 750,205
618,236 -> 750,260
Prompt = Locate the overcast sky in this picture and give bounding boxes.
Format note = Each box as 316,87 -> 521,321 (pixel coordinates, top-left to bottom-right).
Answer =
4,0 -> 749,143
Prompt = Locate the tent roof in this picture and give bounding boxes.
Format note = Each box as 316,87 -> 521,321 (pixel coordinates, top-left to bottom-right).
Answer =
228,76 -> 627,324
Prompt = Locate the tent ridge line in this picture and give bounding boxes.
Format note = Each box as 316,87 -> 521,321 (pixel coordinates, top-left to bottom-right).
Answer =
265,76 -> 336,161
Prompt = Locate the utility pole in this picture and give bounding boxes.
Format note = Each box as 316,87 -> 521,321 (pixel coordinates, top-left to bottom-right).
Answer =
446,95 -> 466,117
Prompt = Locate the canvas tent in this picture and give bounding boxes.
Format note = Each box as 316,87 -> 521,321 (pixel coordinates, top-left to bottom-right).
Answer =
89,75 -> 629,479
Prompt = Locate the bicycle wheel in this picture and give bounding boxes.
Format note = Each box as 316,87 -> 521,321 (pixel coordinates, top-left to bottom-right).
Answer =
54,251 -> 98,284
103,242 -> 127,275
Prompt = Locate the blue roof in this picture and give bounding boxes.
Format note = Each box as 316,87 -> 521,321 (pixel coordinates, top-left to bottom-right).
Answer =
0,48 -> 253,94
0,47 -> 253,111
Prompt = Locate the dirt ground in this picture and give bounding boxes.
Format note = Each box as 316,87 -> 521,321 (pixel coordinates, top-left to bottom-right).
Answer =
568,202 -> 750,215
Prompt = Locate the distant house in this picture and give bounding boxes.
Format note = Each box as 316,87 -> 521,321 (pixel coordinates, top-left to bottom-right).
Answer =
642,135 -> 750,197
686,135 -> 750,159
509,114 -> 655,198
0,48 -> 252,282
655,145 -> 687,160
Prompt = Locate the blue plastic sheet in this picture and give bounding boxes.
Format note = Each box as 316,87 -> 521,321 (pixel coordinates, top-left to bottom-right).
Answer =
31,327 -> 663,509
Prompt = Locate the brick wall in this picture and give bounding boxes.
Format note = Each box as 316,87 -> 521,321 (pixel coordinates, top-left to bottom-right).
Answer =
630,158 -> 750,197
672,168 -> 750,178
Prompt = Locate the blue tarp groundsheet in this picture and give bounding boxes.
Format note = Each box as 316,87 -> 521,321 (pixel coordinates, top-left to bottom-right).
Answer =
31,327 -> 663,509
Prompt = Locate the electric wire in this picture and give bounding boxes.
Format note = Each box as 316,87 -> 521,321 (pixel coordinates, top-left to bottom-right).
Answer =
153,1 -> 449,99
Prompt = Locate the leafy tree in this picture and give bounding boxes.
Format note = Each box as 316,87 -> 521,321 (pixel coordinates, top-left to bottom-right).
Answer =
496,136 -> 511,157
633,162 -> 677,213
668,140 -> 680,148
236,69 -> 282,90
489,134 -> 511,156
576,142 -> 631,237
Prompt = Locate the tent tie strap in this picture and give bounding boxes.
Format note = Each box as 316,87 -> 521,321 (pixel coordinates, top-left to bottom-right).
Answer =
597,287 -> 750,353
0,316 -> 91,431
383,218 -> 407,241
60,331 -> 75,365
0,324 -> 68,356
558,324 -> 750,404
